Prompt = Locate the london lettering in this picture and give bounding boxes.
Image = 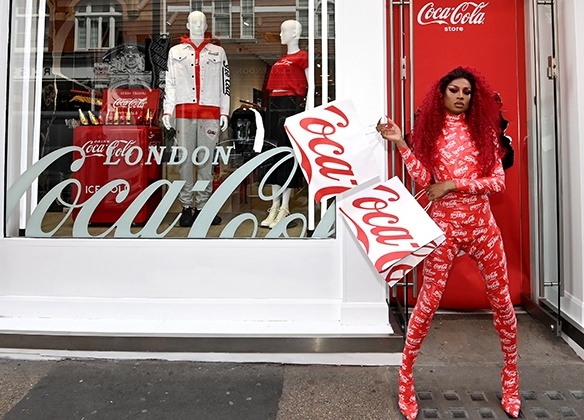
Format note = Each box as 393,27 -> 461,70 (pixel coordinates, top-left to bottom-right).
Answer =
78,138 -> 236,167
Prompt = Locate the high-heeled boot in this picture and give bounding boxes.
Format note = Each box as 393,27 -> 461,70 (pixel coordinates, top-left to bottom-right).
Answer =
501,364 -> 521,417
487,280 -> 520,418
397,289 -> 442,419
398,364 -> 418,420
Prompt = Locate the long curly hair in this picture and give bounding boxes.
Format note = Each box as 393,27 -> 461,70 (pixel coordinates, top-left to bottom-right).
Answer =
409,66 -> 502,176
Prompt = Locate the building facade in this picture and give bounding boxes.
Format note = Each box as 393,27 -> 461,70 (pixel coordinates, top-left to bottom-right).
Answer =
0,0 -> 583,360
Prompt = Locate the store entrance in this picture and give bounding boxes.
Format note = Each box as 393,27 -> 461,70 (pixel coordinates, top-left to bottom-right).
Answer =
384,0 -> 530,330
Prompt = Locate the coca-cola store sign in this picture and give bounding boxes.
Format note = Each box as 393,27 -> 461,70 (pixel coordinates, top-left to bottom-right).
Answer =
417,1 -> 489,32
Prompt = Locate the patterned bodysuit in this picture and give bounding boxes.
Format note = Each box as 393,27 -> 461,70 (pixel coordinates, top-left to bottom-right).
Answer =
397,113 -> 520,419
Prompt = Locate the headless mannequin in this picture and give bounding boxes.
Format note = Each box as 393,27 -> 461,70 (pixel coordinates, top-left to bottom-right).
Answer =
261,20 -> 310,228
163,11 -> 230,227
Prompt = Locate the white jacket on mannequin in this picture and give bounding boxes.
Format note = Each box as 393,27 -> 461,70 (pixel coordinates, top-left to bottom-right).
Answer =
163,41 -> 230,118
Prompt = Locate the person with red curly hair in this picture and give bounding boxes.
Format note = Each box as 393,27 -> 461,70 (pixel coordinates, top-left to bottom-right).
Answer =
377,66 -> 520,419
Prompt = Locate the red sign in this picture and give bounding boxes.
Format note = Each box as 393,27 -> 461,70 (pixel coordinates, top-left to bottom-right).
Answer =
101,89 -> 161,126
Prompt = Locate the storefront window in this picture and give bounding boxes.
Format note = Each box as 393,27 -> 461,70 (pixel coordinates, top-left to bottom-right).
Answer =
4,0 -> 336,239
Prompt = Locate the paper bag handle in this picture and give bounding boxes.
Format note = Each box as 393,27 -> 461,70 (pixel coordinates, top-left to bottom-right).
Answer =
413,189 -> 432,212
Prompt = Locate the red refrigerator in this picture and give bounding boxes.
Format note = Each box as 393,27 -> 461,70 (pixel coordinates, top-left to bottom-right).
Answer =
72,125 -> 163,224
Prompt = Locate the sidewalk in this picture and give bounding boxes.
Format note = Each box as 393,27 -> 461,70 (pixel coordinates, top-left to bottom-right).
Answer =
1,313 -> 583,419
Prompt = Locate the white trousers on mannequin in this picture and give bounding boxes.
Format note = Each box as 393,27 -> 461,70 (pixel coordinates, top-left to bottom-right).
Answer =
176,117 -> 220,209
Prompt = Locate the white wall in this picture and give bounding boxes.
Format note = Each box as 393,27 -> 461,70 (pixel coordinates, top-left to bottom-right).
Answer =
558,0 -> 584,326
336,0 -> 389,325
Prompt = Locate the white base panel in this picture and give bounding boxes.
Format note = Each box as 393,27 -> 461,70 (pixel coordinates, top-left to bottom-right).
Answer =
0,348 -> 403,366
0,317 -> 394,337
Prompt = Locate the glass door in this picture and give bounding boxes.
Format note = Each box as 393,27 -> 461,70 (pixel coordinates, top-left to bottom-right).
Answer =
532,0 -> 563,333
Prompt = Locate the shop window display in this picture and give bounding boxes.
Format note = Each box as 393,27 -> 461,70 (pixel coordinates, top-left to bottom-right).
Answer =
4,0 -> 335,239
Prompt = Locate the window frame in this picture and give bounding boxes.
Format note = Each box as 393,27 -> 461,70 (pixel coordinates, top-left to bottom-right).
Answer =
240,0 -> 254,39
212,0 -> 232,39
74,1 -> 122,52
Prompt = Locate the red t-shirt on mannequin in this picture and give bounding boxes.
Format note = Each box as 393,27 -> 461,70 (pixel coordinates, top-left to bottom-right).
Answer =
266,50 -> 309,97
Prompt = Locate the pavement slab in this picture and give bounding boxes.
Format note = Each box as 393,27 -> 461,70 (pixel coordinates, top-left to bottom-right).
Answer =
3,361 -> 284,420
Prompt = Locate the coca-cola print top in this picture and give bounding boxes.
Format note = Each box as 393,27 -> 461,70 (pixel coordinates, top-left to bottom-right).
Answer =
266,50 -> 309,98
399,113 -> 505,218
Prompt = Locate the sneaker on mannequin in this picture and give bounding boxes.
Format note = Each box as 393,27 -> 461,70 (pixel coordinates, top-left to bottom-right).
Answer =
261,206 -> 279,227
269,206 -> 290,228
179,207 -> 194,227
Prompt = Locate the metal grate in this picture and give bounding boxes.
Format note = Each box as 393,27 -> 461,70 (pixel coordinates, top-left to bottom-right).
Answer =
545,390 -> 565,401
522,391 -> 538,401
557,406 -> 580,418
478,407 -> 496,418
444,391 -> 461,401
530,407 -> 551,418
449,407 -> 469,418
416,389 -> 584,420
422,408 -> 440,418
418,391 -> 434,401
470,391 -> 488,402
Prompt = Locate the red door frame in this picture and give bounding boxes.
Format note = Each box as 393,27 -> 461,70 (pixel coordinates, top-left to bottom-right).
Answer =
386,0 -> 530,309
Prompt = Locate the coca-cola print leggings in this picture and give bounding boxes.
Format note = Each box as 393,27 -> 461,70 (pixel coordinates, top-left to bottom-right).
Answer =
400,209 -> 518,408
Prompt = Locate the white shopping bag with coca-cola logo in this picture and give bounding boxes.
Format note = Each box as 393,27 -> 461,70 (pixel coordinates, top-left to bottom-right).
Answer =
284,99 -> 381,203
339,176 -> 445,286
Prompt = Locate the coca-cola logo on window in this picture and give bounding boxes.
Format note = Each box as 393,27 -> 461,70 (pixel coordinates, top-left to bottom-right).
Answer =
417,1 -> 489,32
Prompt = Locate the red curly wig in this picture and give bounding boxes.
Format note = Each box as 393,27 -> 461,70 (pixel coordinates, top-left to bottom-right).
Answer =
409,66 -> 502,176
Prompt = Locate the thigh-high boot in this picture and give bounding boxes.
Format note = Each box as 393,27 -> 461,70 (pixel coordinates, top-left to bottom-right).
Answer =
477,239 -> 520,418
398,256 -> 450,420
488,278 -> 520,417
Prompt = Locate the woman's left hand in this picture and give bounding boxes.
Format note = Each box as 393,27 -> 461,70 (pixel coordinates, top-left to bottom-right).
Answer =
426,180 -> 456,201
376,118 -> 408,149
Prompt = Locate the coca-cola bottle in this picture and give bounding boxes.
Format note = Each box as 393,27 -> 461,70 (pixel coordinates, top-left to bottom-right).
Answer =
146,108 -> 152,126
88,110 -> 100,125
114,107 -> 120,125
126,106 -> 132,125
136,108 -> 145,125
78,109 -> 89,125
105,109 -> 113,125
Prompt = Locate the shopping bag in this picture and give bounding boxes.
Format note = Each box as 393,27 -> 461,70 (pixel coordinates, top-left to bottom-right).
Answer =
284,98 -> 381,203
339,176 -> 445,287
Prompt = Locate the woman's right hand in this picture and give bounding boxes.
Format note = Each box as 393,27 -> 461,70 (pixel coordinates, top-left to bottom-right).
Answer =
376,118 -> 408,148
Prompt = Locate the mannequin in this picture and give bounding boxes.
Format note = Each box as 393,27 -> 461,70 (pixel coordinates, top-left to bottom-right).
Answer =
260,20 -> 309,228
163,11 -> 230,227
